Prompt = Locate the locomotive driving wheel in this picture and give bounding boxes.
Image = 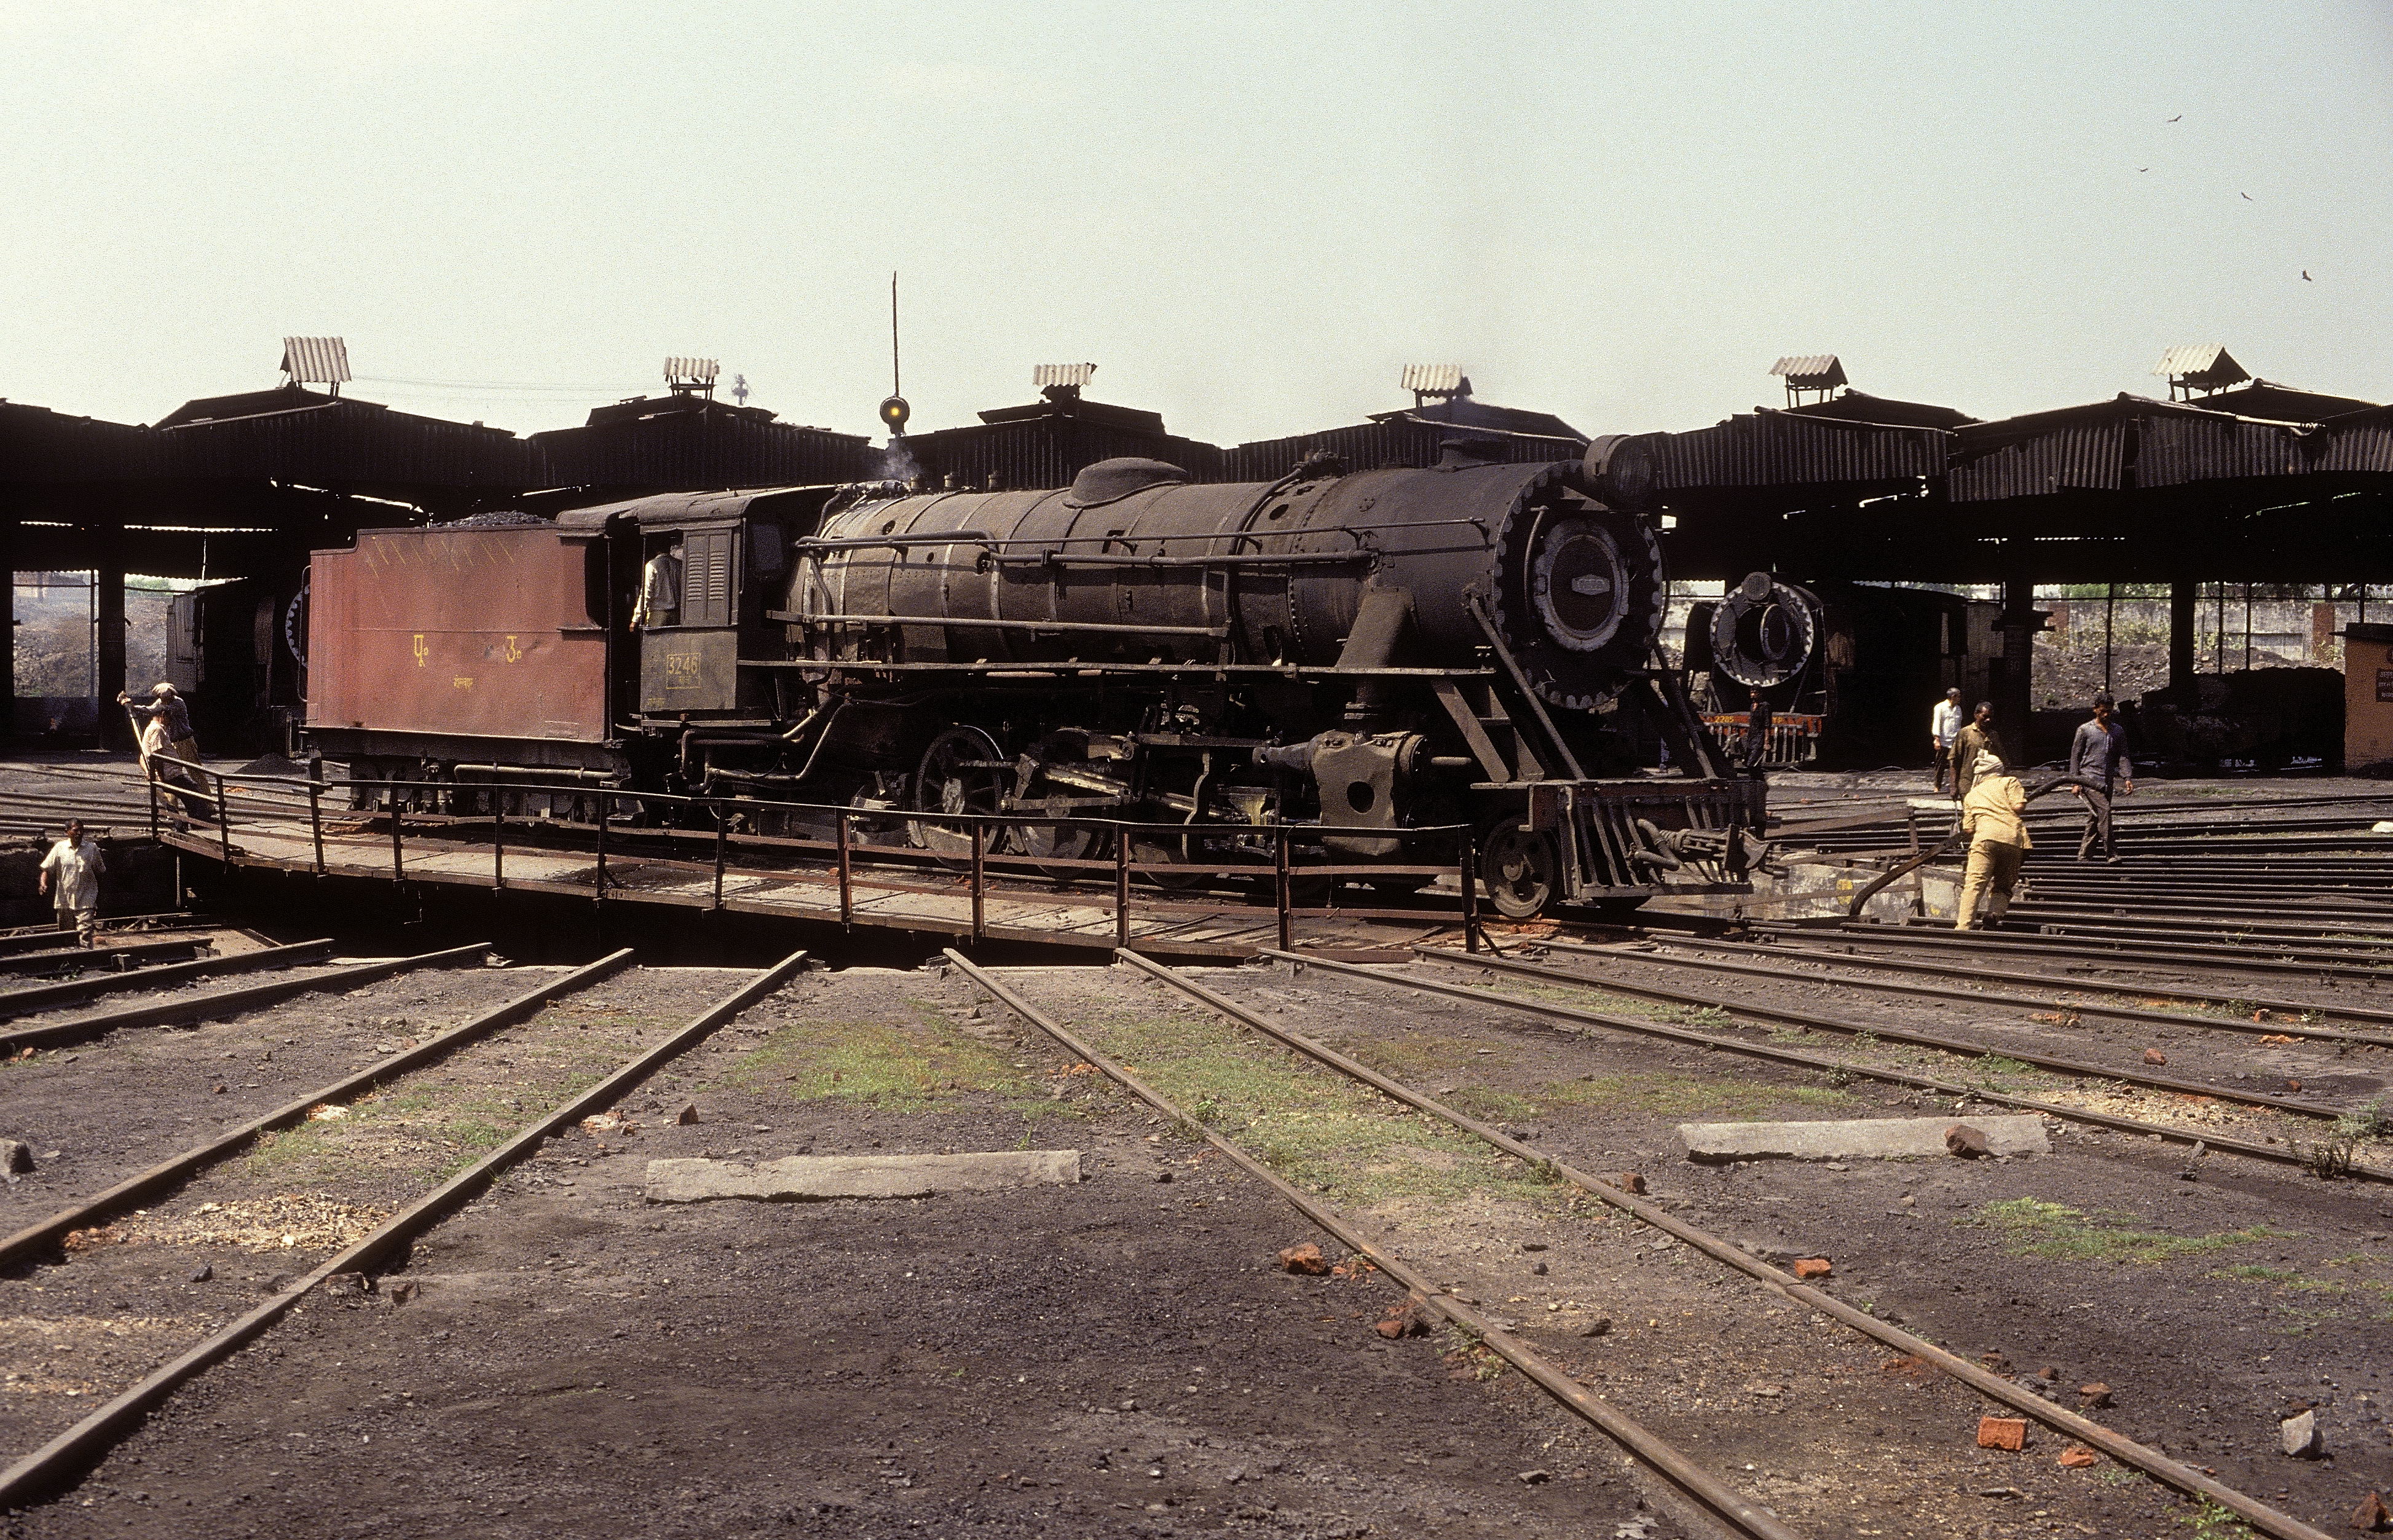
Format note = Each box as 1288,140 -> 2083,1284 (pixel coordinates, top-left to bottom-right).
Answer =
1480,826 -> 1559,919
912,726 -> 1010,862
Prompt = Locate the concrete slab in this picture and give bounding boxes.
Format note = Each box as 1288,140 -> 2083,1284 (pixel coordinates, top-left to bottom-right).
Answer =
644,1150 -> 1085,1203
1677,1115 -> 2049,1163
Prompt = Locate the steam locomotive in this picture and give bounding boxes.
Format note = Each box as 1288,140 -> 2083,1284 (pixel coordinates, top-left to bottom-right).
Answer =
305,441 -> 1803,916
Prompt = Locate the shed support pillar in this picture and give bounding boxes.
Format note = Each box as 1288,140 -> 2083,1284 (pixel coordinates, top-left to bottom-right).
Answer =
95,564 -> 127,750
0,520 -> 14,744
2168,579 -> 2198,697
1992,566 -> 2043,763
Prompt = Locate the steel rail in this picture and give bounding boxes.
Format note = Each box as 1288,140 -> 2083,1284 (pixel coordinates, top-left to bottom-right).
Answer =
0,950 -> 807,1509
1264,950 -> 2392,1185
1435,949 -> 2353,1123
1549,935 -> 2393,1034
0,940 -> 203,978
0,938 -> 338,1022
0,949 -> 634,1269
2001,901 -> 2393,936
1758,924 -> 2393,984
1131,949 -> 2339,1540
1990,912 -> 2393,954
1539,939 -> 2393,1050
0,942 -> 492,1055
940,949 -> 1808,1540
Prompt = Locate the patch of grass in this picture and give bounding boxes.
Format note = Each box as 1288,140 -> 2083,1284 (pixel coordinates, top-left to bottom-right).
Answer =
1963,1198 -> 2287,1264
241,1122 -> 334,1176
716,1016 -> 1044,1112
1445,1085 -> 1539,1124
1074,1005 -> 1556,1209
1354,1032 -> 1497,1077
2212,1258 -> 2393,1322
2184,1498 -> 2258,1540
2336,1096 -> 2393,1142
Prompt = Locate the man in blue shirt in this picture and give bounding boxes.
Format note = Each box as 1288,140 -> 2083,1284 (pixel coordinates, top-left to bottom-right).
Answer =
2067,693 -> 2134,862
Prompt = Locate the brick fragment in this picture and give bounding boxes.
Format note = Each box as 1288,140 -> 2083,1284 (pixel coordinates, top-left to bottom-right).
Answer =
2057,1444 -> 2097,1469
2352,1491 -> 2392,1533
1277,1243 -> 1330,1275
1976,1416 -> 2028,1451
1791,1257 -> 1832,1279
2142,1048 -> 2167,1066
1945,1123 -> 1990,1158
1374,1302 -> 1429,1339
2078,1382 -> 2113,1408
1613,1172 -> 1647,1195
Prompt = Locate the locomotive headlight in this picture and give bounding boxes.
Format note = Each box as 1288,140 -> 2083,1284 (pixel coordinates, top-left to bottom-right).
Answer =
1529,517 -> 1631,653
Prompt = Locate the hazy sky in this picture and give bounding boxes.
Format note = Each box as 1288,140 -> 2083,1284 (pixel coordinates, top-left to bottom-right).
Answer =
4,2 -> 2388,447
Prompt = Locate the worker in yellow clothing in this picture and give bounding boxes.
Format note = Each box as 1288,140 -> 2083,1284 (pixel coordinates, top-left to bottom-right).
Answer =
1954,751 -> 2030,931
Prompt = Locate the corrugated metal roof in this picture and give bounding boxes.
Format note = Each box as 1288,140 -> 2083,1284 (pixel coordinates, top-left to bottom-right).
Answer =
2303,405 -> 2393,476
1399,364 -> 1465,396
664,356 -> 719,384
531,399 -> 873,491
1768,355 -> 1847,388
1031,363 -> 1096,391
1651,408 -> 1945,491
280,336 -> 350,385
1223,418 -> 1577,482
2151,344 -> 2247,385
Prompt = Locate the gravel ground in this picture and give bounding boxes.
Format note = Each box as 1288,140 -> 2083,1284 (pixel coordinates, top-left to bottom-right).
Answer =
4,965 -> 1681,1540
0,959 -> 548,1227
1200,956 -> 2393,1536
0,904 -> 2387,1537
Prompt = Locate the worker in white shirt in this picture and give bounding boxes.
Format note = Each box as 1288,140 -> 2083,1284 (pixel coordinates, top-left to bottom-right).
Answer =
631,540 -> 682,630
39,820 -> 104,948
1929,687 -> 1963,794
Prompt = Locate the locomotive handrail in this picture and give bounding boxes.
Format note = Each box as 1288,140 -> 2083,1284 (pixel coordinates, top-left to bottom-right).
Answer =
778,613 -> 1232,638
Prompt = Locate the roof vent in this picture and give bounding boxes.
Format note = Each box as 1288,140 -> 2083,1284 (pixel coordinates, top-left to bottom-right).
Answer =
665,357 -> 719,398
1769,355 -> 1846,406
281,337 -> 351,397
1034,363 -> 1097,402
2152,344 -> 2250,401
1401,364 -> 1469,407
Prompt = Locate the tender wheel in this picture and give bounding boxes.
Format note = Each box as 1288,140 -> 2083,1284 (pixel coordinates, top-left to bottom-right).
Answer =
1480,827 -> 1559,919
911,726 -> 1009,861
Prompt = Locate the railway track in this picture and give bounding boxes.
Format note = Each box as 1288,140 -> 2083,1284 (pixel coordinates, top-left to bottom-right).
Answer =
1749,921 -> 2393,985
950,949 -> 2346,1540
1433,947 -> 2386,1129
0,951 -> 808,1506
1541,933 -> 2393,1036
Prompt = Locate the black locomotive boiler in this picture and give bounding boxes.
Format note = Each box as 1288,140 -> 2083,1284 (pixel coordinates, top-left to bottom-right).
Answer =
309,443 -> 1798,917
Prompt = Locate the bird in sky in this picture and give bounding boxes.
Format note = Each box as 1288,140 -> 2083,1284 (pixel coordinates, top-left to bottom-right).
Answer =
2138,167 -> 2150,172
2303,270 -> 2313,281
2167,114 -> 2183,122
2241,192 -> 2253,200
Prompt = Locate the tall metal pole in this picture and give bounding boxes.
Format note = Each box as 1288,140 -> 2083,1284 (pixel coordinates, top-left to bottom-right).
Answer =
2103,583 -> 2115,693
836,811 -> 853,927
969,819 -> 986,941
2243,583 -> 2253,672
890,272 -> 901,398
1274,827 -> 1292,953
712,804 -> 727,911
1459,827 -> 1480,956
1114,831 -> 1131,949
